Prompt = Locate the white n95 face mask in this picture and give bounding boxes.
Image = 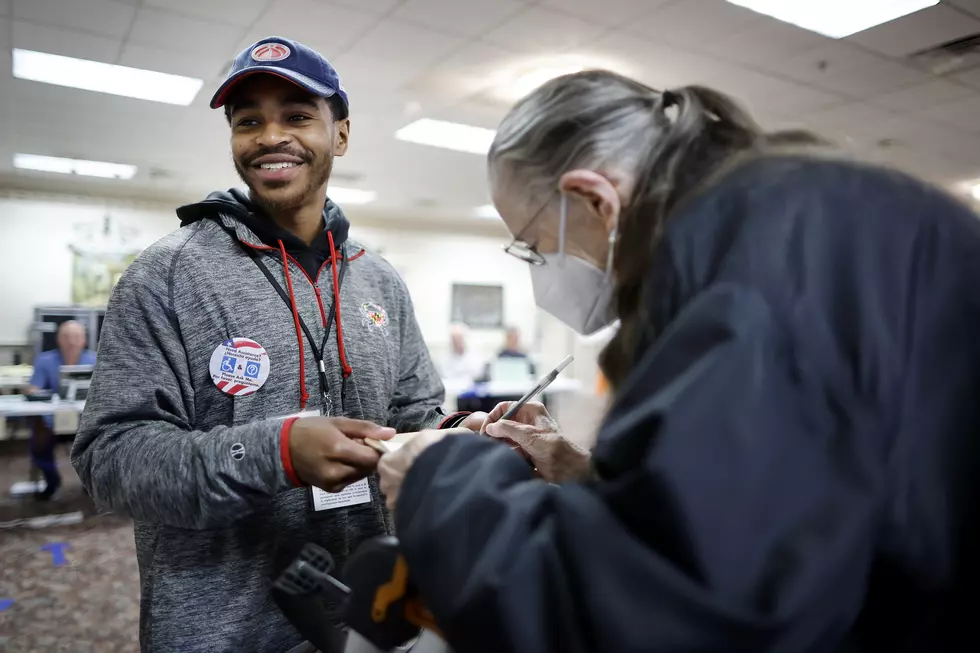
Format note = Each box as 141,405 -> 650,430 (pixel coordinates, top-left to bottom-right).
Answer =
529,194 -> 617,336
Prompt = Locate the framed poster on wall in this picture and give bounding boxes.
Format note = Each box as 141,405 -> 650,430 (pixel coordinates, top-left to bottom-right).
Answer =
451,283 -> 504,329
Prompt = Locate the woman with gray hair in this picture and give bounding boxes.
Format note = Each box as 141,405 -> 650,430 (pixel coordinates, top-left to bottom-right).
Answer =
378,70 -> 980,651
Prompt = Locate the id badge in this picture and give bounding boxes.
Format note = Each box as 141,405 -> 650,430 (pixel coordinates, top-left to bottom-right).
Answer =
283,409 -> 373,512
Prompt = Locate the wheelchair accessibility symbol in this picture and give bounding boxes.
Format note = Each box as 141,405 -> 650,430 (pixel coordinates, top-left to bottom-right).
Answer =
209,337 -> 271,397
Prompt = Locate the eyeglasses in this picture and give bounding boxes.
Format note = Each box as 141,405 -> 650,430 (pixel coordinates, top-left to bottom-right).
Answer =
502,194 -> 555,266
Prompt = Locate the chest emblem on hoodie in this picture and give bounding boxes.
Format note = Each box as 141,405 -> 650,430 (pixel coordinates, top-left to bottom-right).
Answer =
360,302 -> 389,333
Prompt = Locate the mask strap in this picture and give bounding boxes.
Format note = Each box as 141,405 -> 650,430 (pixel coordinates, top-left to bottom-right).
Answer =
605,228 -> 616,277
558,193 -> 568,261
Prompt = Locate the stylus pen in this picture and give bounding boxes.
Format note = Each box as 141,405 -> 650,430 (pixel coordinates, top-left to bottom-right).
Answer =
498,354 -> 574,422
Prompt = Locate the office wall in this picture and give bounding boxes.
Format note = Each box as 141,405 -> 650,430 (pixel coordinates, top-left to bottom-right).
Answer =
0,192 -> 542,364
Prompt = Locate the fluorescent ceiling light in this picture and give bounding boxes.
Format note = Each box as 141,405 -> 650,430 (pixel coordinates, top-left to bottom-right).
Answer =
725,0 -> 939,38
12,48 -> 203,106
972,184 -> 980,202
328,187 -> 376,205
473,204 -> 501,219
14,153 -> 137,180
395,119 -> 497,155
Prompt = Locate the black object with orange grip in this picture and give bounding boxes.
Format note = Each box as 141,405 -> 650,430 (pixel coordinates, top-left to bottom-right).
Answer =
273,536 -> 440,652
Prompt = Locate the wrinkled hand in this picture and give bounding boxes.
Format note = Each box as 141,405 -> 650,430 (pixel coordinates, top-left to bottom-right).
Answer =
458,411 -> 489,432
378,429 -> 451,512
289,417 -> 395,492
482,401 -> 592,483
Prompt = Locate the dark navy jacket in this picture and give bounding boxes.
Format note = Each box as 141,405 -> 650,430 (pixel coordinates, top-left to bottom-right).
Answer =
396,156 -> 980,652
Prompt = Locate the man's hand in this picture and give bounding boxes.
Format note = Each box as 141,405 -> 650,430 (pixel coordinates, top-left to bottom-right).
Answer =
289,417 -> 395,492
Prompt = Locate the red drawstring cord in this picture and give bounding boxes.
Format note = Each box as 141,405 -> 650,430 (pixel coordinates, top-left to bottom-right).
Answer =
327,231 -> 353,378
279,240 -> 309,409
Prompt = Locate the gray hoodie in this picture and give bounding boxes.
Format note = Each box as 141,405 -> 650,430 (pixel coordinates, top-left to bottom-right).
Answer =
72,195 -> 452,652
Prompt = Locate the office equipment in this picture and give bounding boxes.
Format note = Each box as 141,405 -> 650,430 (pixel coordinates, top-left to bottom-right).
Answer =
498,354 -> 573,422
59,364 -> 95,402
32,306 -> 105,358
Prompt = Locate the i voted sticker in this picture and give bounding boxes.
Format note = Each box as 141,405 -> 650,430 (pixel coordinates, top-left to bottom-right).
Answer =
210,338 -> 270,396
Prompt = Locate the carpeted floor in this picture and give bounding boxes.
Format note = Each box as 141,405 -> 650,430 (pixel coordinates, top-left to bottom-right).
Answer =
0,443 -> 141,652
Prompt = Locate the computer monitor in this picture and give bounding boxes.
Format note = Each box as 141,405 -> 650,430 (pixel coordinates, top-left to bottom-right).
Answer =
59,364 -> 95,401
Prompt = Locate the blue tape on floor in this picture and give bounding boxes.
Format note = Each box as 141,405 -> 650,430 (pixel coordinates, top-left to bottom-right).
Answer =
41,542 -> 70,567
0,598 -> 13,612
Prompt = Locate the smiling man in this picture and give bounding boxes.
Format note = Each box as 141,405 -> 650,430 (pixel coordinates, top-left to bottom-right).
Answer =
72,37 -> 478,652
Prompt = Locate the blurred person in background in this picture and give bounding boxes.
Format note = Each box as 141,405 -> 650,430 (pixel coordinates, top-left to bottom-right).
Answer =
497,325 -> 528,360
72,37 -> 480,653
379,71 -> 980,651
26,320 -> 96,500
440,323 -> 483,382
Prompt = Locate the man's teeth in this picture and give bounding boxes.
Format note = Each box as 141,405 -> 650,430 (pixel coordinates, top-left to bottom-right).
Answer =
259,162 -> 299,170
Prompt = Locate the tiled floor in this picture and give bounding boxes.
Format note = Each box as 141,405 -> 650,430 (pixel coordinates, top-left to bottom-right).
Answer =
1,443 -> 141,652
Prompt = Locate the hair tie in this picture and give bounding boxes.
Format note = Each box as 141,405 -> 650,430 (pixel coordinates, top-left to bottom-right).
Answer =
660,90 -> 678,109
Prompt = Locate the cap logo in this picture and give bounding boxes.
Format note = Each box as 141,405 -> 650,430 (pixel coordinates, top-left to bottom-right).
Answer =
251,43 -> 291,62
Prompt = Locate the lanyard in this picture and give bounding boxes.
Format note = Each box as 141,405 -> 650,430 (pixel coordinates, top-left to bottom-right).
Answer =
239,241 -> 350,413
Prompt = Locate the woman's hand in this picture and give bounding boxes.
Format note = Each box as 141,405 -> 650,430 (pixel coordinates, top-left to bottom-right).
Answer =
482,402 -> 592,483
377,429 -> 450,512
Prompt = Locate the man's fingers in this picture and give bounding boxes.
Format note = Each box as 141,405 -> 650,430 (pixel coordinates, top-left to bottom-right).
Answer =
330,417 -> 396,440
485,420 -> 533,445
328,438 -> 383,470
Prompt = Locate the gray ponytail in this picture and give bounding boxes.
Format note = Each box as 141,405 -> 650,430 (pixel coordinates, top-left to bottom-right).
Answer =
489,70 -> 829,388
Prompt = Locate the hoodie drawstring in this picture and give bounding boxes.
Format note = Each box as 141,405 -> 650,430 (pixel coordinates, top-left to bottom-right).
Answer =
279,239 -> 310,409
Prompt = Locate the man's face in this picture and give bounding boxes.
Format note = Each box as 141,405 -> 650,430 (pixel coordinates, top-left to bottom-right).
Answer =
57,324 -> 85,357
228,75 -> 349,212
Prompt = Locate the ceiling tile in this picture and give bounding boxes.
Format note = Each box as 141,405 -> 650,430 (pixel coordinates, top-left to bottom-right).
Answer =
694,64 -> 843,117
143,0 -> 270,27
403,42 -> 522,107
800,103 -> 898,144
389,0 -> 526,38
12,20 -> 121,62
583,32 -> 728,89
919,95 -> 980,133
868,79 -> 978,113
323,0 -> 403,13
693,15 -> 831,67
12,0 -> 136,39
626,0 -> 761,46
847,3 -> 980,57
0,0 -> 9,16
757,40 -> 928,97
949,0 -> 980,18
481,6 -> 608,54
127,7 -> 244,59
118,43 -> 227,81
241,0 -> 379,60
952,66 -> 980,90
343,19 -> 463,69
538,0 -> 669,27
877,114 -> 980,162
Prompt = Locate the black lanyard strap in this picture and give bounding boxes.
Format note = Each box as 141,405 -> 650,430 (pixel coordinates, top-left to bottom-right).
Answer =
232,233 -> 350,408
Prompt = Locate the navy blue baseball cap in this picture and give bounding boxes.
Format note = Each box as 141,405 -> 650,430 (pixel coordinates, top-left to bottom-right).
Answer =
210,36 -> 349,118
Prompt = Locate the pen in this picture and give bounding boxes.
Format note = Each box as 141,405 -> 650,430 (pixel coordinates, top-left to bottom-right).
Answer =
498,354 -> 574,423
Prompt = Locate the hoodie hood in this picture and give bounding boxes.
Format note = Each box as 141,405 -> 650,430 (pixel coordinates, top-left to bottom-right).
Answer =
176,188 -> 351,251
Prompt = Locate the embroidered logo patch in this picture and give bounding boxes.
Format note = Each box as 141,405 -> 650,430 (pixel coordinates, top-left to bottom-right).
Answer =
251,42 -> 290,62
360,302 -> 388,332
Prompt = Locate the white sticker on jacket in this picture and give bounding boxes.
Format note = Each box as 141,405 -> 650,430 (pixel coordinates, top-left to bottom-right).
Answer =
310,479 -> 371,511
209,338 -> 271,396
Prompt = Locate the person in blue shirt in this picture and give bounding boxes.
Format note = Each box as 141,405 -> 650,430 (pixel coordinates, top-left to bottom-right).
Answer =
27,320 -> 96,499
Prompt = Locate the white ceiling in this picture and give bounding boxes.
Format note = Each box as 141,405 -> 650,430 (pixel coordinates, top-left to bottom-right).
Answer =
1,0 -> 980,223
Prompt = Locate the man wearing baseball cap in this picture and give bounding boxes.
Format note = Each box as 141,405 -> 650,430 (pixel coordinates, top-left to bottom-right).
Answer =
73,37 -> 478,652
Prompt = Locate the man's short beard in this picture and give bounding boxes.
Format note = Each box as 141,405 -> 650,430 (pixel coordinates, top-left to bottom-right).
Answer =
235,151 -> 334,214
